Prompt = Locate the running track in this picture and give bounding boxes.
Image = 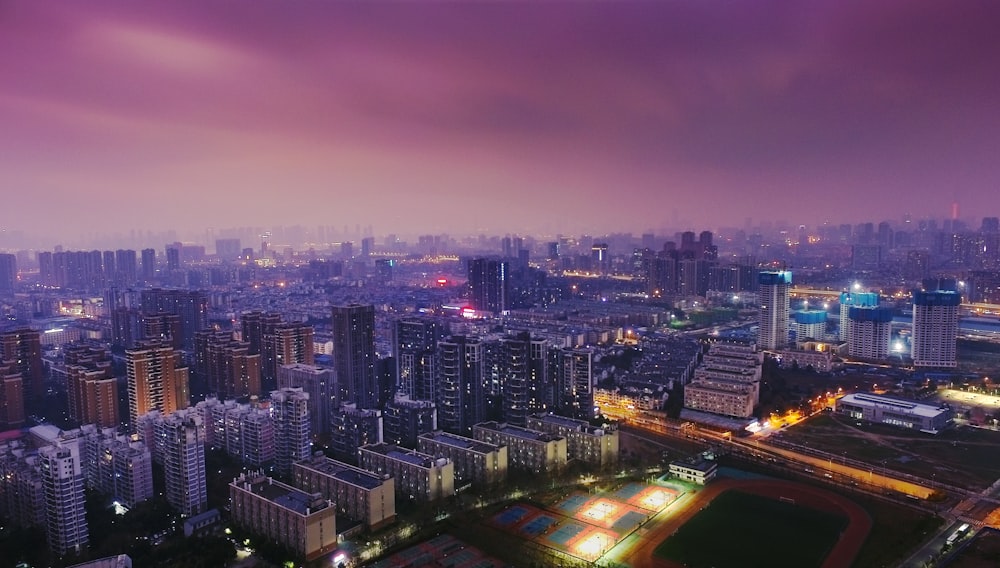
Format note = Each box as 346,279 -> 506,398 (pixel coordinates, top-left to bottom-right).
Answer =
624,477 -> 873,568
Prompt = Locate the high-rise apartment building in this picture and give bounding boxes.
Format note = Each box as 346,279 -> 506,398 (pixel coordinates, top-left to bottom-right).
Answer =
467,258 -> 509,314
500,333 -> 551,426
435,336 -> 485,436
556,348 -> 594,420
839,291 -> 879,341
153,409 -> 207,516
331,304 -> 377,409
331,403 -> 383,464
38,440 -> 89,556
848,306 -> 894,360
383,394 -> 437,448
0,253 -> 16,293
268,323 -> 315,384
757,271 -> 791,350
271,387 -> 311,476
393,318 -> 442,401
126,341 -> 191,427
0,328 -> 44,402
195,331 -> 261,399
0,365 -> 24,428
277,364 -> 336,436
139,288 -> 208,350
140,248 -> 156,281
912,287 -> 961,368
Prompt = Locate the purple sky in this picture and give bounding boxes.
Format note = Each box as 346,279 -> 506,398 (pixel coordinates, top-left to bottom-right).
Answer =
2,1 -> 1000,245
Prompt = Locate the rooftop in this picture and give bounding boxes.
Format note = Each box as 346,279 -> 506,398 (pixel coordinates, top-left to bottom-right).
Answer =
234,475 -> 327,516
420,431 -> 500,454
838,393 -> 950,419
299,457 -> 386,490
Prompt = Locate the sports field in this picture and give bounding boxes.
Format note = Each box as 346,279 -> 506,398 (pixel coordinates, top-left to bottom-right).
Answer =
488,481 -> 683,562
654,489 -> 847,568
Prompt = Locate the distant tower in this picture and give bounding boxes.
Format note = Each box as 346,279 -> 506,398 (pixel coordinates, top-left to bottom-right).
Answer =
141,248 -> 156,281
912,285 -> 961,368
467,258 -> 509,314
757,271 -> 791,350
0,253 -> 16,293
331,304 -> 378,409
271,387 -> 311,476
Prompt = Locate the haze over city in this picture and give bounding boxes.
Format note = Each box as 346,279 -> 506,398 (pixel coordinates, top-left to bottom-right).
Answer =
3,0 -> 1000,248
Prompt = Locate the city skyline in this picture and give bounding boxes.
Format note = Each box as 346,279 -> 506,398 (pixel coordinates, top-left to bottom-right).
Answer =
3,1 -> 1000,246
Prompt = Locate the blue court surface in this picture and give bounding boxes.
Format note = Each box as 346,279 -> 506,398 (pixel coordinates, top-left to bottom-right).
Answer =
546,523 -> 586,547
520,515 -> 558,536
492,505 -> 531,527
556,493 -> 591,513
610,510 -> 648,534
612,483 -> 644,501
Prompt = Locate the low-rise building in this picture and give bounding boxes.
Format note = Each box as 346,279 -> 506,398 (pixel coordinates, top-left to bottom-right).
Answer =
356,443 -> 454,502
293,455 -> 396,531
417,431 -> 507,487
525,413 -> 618,468
229,471 -> 337,562
835,393 -> 952,433
472,421 -> 566,474
669,455 -> 718,485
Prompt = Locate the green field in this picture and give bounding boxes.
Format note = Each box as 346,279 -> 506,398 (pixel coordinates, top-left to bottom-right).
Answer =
779,413 -> 1000,490
654,490 -> 846,568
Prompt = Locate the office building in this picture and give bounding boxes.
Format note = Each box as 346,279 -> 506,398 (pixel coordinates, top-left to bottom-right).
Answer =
912,287 -> 961,368
293,456 -> 396,531
417,431 -> 508,487
126,341 -> 190,427
757,271 -> 791,350
331,304 -> 378,409
38,440 -> 89,556
839,291 -> 879,342
278,364 -> 336,436
467,258 -> 509,314
847,306 -> 893,360
526,413 -> 618,468
271,387 -> 311,476
230,471 -> 337,561
357,443 -> 455,502
435,335 -> 485,436
472,421 -> 566,474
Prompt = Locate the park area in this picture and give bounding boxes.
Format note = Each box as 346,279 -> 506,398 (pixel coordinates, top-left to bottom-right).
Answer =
654,489 -> 847,568
776,411 -> 1000,490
